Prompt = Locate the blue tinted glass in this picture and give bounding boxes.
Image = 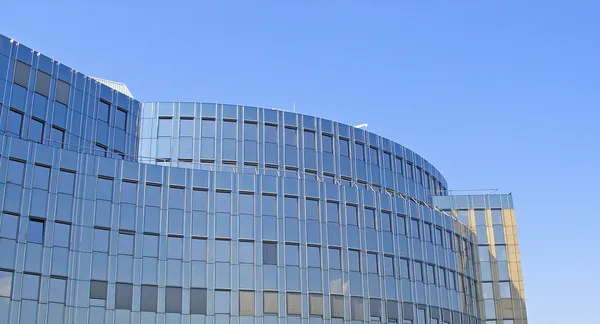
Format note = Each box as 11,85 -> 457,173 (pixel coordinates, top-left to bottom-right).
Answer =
6,110 -> 23,136
158,118 -> 173,137
27,220 -> 44,244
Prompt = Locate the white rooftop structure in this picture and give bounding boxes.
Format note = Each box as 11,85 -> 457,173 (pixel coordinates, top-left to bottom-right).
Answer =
90,77 -> 134,98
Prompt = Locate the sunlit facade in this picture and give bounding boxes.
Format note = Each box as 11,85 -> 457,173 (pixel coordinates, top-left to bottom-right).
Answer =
0,33 -> 525,324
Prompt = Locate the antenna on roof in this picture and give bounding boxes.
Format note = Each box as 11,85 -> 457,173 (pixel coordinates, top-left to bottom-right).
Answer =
354,124 -> 368,129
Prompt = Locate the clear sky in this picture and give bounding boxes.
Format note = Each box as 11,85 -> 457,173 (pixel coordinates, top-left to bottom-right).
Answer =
2,1 -> 599,323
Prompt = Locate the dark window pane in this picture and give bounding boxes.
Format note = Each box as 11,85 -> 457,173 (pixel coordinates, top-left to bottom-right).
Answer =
140,285 -> 158,312
330,295 -> 344,318
340,138 -> 350,157
116,108 -> 127,131
263,291 -> 278,314
55,80 -> 70,105
6,110 -> 23,136
263,242 -> 277,265
370,298 -> 381,319
383,152 -> 392,169
309,293 -> 323,316
98,101 -> 110,123
89,280 -> 107,299
287,292 -> 301,315
190,288 -> 207,314
14,61 -> 30,88
35,70 -> 50,97
370,147 -> 379,166
165,286 -> 182,313
27,219 -> 44,244
322,134 -> 333,153
346,205 -> 358,226
355,143 -> 365,161
115,283 -> 133,310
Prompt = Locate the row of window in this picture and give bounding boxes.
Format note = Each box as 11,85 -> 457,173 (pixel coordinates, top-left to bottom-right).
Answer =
13,60 -> 70,105
0,268 -> 464,321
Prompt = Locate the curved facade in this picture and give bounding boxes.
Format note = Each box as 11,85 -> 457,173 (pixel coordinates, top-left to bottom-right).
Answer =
0,34 -> 483,324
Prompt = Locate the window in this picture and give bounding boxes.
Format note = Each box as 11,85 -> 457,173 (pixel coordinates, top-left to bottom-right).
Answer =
306,199 -> 319,220
54,222 -> 71,248
329,247 -> 341,270
22,274 -> 40,300
263,242 -> 277,265
55,80 -> 70,105
414,262 -> 423,282
406,162 -> 414,179
400,258 -> 410,279
7,159 -> 25,185
384,255 -> 395,277
491,209 -> 503,224
309,293 -> 323,316
285,197 -> 298,219
330,295 -> 344,318
165,286 -> 182,313
285,244 -> 299,266
424,223 -> 432,242
265,124 -> 277,143
285,127 -> 297,146
115,283 -> 133,310
0,271 -> 12,297
191,288 -> 208,314
244,122 -> 258,141
355,142 -> 365,161
499,282 -> 511,298
201,119 -> 215,137
367,253 -> 378,274
397,215 -> 407,235
89,280 -> 107,300
395,157 -> 404,175
370,298 -> 382,319
29,118 -> 44,143
118,233 -> 134,255
93,228 -> 110,252
239,290 -> 255,316
439,268 -> 447,287
349,249 -> 361,272
14,61 -> 30,88
346,205 -> 358,226
383,152 -> 392,169
382,211 -> 392,231
410,219 -> 420,239
303,130 -> 315,149
287,292 -> 301,315
263,291 -> 278,314
340,138 -> 350,157
27,219 -> 45,244
6,109 -> 23,136
387,300 -> 399,321
50,127 -> 64,148
326,202 -> 339,223
435,228 -> 444,246
48,277 -> 66,303
307,245 -> 321,268
116,108 -> 127,131
35,70 -> 50,97
98,100 -> 110,123
158,118 -> 173,137
427,265 -> 436,284
351,296 -> 363,320
0,214 -> 18,239
140,285 -> 158,312
365,208 -> 376,229
369,146 -> 379,166
322,134 -> 333,153
416,167 -> 423,184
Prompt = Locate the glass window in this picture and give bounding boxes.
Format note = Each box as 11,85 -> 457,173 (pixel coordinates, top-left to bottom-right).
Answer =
355,143 -> 365,161
365,208 -> 376,229
309,293 -> 323,316
340,138 -> 350,157
50,127 -> 64,148
35,70 -> 50,97
6,110 -> 23,136
27,219 -> 45,244
176,118 -> 192,137
158,118 -> 173,137
414,262 -> 423,282
140,285 -> 158,312
435,228 -> 444,246
0,214 -> 19,239
330,295 -> 344,318
322,134 -> 333,153
346,205 -> 358,226
479,246 -> 490,262
287,292 -> 301,315
348,249 -> 360,272
14,61 -> 30,87
48,277 -> 66,303
370,298 -> 382,319
395,157 -> 404,175
367,253 -> 378,274
369,147 -> 379,166
115,283 -> 133,310
400,258 -> 410,279
482,282 -> 494,299
165,286 -> 182,313
285,197 -> 298,218
168,236 -> 183,259
410,219 -> 420,239
55,80 -> 70,105
285,244 -> 299,266
493,225 -> 506,244
417,309 -> 426,324
239,290 -> 255,316
97,177 -> 113,200
7,160 -> 25,185
0,270 -> 12,297
190,288 -> 207,314
32,164 -> 50,190
406,162 -> 413,179
384,255 -> 394,277
89,280 -> 107,300
397,215 -> 406,235
201,119 -> 215,137
222,120 -> 236,139
427,265 -> 436,284
484,300 -> 496,319
306,199 -> 319,221
93,228 -> 110,252
329,247 -> 341,270
263,242 -> 277,265
326,202 -> 339,223
116,108 -> 127,131
215,290 -> 231,314
424,223 -> 432,242
263,291 -> 278,314
383,152 -> 392,169
22,274 -> 40,300
351,296 -> 363,320
439,268 -> 447,287
244,122 -> 258,141
265,124 -> 277,143
54,223 -> 71,248
491,209 -> 503,225
382,212 -> 391,231
285,128 -> 297,146
29,118 -> 44,143
499,282 -> 511,298
118,233 -> 134,255
98,100 -> 110,123
143,234 -> 159,257
495,245 -> 507,261
307,246 -> 320,268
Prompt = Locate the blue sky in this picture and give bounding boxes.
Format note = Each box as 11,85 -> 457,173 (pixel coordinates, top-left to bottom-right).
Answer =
2,1 -> 599,322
